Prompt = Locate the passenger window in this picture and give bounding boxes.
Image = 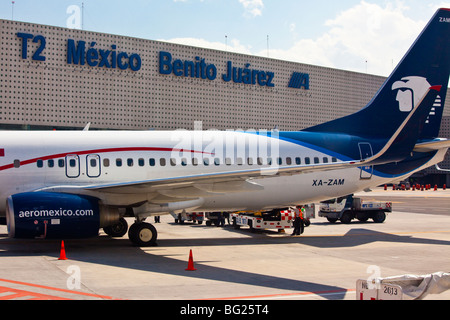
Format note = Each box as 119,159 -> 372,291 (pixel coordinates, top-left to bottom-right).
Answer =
181,158 -> 187,166
214,158 -> 220,166
90,159 -> 97,167
323,157 -> 329,163
149,158 -> 156,166
295,157 -> 301,165
138,158 -> 145,167
257,157 -> 263,165
247,157 -> 253,165
286,157 -> 292,165
277,157 -> 282,165
305,157 -> 311,164
13,159 -> 20,168
203,158 -> 210,166
332,157 -> 337,163
37,159 -> 43,168
225,158 -> 232,165
160,158 -> 166,166
192,158 -> 198,166
236,157 -> 243,165
314,157 -> 320,164
69,159 -> 77,167
127,158 -> 134,167
170,158 -> 176,166
48,159 -> 54,168
116,158 -> 122,167
59,159 -> 65,167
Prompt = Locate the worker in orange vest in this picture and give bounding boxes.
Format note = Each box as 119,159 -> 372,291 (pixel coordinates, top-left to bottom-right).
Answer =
292,206 -> 305,236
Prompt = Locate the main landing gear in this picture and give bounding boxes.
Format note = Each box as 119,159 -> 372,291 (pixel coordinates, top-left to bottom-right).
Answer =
103,217 -> 158,247
128,222 -> 157,246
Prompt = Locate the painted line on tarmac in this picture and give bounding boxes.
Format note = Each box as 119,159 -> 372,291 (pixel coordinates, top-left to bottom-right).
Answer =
202,288 -> 356,300
0,285 -> 70,300
0,278 -> 117,300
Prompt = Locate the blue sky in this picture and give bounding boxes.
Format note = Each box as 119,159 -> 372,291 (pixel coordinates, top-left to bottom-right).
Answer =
1,0 -> 449,76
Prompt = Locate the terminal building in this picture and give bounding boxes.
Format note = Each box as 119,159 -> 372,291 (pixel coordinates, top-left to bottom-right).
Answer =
1,19 -> 449,185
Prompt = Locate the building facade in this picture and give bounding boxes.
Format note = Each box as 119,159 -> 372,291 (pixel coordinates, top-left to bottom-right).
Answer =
1,19 -> 449,183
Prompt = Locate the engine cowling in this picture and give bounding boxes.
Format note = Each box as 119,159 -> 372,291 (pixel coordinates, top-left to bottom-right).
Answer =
6,192 -> 119,239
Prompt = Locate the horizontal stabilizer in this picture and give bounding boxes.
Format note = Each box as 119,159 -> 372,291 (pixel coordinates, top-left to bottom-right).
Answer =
413,139 -> 450,152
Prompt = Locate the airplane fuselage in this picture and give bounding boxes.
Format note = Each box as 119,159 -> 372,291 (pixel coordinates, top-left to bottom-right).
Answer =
0,130 -> 444,215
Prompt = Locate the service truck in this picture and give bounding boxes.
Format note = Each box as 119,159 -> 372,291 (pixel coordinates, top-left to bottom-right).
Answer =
319,194 -> 392,224
231,205 -> 316,232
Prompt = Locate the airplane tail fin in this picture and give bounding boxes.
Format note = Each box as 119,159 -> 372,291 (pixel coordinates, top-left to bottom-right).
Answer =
303,8 -> 450,140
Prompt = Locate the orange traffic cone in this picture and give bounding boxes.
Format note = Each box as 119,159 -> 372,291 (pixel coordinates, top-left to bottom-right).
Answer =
59,240 -> 67,260
185,249 -> 196,271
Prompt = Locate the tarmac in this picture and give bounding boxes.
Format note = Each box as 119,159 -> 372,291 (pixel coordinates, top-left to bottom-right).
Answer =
0,187 -> 449,303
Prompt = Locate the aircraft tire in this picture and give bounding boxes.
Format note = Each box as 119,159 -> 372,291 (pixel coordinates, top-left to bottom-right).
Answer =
340,211 -> 353,224
372,211 -> 386,223
356,212 -> 369,222
128,222 -> 158,246
103,217 -> 128,237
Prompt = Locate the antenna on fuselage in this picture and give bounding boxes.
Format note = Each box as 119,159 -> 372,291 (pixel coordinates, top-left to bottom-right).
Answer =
82,122 -> 91,131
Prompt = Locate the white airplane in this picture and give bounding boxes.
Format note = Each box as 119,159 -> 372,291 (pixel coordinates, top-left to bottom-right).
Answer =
1,8 -> 449,246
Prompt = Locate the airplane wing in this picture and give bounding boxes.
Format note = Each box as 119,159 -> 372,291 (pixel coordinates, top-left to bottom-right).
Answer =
87,159 -> 360,192
38,158 -> 362,197
34,158 -> 364,217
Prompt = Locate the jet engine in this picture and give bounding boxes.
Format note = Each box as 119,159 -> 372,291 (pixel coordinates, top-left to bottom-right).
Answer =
6,192 -> 119,239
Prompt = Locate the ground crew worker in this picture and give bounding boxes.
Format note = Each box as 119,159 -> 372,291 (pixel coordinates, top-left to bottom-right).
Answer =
292,206 -> 305,236
299,206 -> 305,234
217,212 -> 225,227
